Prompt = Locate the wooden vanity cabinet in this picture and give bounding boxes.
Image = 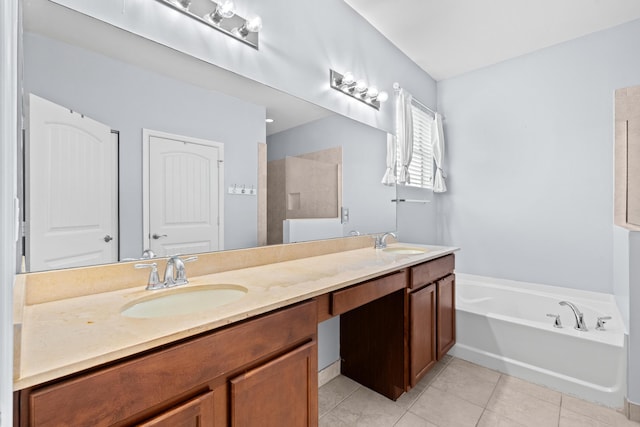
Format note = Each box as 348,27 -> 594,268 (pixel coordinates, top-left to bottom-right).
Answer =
408,283 -> 437,388
136,391 -> 215,427
408,255 -> 455,388
338,271 -> 407,401
436,273 -> 456,359
15,301 -> 318,427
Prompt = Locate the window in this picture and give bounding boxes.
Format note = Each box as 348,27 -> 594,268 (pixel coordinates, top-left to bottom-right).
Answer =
397,102 -> 433,189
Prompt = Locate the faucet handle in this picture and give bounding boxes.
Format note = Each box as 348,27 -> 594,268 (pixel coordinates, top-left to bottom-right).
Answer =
135,262 -> 163,290
546,313 -> 563,328
595,316 -> 612,331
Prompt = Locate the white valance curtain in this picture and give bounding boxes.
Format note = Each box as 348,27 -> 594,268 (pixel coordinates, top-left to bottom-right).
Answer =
431,112 -> 447,193
396,88 -> 413,185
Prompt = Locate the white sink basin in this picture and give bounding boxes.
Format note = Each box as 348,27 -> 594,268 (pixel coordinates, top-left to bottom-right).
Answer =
121,285 -> 248,319
382,246 -> 428,255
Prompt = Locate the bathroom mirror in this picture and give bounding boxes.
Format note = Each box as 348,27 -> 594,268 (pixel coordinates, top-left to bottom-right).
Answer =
19,0 -> 396,272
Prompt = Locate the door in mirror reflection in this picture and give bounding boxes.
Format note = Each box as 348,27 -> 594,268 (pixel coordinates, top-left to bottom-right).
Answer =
27,94 -> 118,272
144,130 -> 224,257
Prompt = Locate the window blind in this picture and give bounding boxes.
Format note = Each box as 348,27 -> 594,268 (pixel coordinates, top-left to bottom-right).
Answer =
397,102 -> 433,189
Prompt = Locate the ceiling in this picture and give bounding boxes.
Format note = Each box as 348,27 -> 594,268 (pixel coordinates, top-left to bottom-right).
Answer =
344,0 -> 640,81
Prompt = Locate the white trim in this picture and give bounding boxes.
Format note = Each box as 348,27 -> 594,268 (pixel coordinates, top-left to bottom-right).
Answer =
318,360 -> 341,387
142,129 -> 225,253
0,0 -> 18,424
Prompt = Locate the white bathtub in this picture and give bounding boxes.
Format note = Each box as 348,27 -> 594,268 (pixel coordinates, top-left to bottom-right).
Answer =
451,274 -> 627,407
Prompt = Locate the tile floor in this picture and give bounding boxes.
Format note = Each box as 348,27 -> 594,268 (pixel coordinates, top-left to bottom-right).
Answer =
319,356 -> 640,427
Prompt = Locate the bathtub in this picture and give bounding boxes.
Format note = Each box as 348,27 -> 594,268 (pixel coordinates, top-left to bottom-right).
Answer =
451,273 -> 627,407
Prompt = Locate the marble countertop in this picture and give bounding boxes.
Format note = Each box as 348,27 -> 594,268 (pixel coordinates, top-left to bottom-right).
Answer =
13,243 -> 457,390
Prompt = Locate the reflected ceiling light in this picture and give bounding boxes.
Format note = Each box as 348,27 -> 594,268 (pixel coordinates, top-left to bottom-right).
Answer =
265,118 -> 274,123
157,0 -> 262,49
329,70 -> 388,110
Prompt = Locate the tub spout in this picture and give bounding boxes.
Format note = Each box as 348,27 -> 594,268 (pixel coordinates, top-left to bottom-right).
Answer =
559,301 -> 588,331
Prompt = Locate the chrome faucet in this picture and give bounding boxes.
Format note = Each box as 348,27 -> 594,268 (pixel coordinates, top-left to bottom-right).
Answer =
375,232 -> 397,249
559,301 -> 588,331
135,255 -> 197,290
163,255 -> 198,287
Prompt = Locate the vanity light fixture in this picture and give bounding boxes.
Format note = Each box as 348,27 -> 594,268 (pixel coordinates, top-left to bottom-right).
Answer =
156,0 -> 262,49
168,0 -> 192,9
329,69 -> 388,110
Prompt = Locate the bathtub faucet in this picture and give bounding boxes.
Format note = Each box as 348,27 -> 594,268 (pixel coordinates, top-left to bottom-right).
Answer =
559,301 -> 588,331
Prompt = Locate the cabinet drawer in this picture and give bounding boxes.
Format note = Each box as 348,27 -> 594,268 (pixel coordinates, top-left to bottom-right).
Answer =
410,254 -> 454,289
26,301 -> 317,427
331,271 -> 406,315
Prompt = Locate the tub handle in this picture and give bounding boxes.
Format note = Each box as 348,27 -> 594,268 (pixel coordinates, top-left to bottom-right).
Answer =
596,316 -> 611,331
546,313 -> 563,328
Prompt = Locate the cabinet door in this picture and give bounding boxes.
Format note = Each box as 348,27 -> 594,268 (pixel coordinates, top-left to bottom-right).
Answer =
437,274 -> 456,359
409,284 -> 436,388
137,391 -> 215,427
230,341 -> 318,427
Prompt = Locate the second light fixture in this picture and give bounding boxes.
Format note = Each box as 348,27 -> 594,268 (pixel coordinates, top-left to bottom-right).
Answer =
330,69 -> 389,110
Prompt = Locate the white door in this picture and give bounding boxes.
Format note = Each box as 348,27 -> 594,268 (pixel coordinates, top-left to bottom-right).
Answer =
143,130 -> 224,257
27,94 -> 118,271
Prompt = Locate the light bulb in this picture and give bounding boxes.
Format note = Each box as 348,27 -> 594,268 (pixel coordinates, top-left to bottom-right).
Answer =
245,15 -> 263,33
216,0 -> 235,18
235,15 -> 262,38
377,91 -> 389,103
367,86 -> 379,98
341,72 -> 355,85
207,0 -> 235,24
354,80 -> 367,93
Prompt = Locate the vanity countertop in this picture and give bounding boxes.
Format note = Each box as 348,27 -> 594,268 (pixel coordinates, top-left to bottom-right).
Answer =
13,243 -> 457,390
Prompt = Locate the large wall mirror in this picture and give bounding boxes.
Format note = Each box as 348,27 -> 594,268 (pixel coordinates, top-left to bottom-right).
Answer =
19,0 -> 397,273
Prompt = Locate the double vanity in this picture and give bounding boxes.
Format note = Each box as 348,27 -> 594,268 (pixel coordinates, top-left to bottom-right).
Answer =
13,237 -> 457,426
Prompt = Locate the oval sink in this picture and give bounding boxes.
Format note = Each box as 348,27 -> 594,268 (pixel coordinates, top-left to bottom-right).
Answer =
382,246 -> 428,255
121,285 -> 248,319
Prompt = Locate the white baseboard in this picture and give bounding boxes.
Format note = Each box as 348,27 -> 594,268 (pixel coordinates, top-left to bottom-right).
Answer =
625,398 -> 640,422
318,360 -> 341,387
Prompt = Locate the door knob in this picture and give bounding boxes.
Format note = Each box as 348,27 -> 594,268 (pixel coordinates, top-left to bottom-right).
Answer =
104,235 -> 114,242
152,233 -> 168,240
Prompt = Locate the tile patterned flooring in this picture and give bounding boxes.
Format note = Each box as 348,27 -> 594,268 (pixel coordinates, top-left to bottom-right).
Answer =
319,356 -> 640,427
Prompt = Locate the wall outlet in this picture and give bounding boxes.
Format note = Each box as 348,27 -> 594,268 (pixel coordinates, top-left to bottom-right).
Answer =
341,207 -> 349,224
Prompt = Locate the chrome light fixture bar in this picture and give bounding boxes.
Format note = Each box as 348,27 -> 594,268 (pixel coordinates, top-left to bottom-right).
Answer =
329,69 -> 389,110
158,0 -> 262,49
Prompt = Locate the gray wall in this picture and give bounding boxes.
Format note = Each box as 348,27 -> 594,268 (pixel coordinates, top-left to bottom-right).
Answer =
24,32 -> 265,258
47,0 -> 437,135
437,18 -> 640,293
436,18 -> 640,404
267,114 -> 396,236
